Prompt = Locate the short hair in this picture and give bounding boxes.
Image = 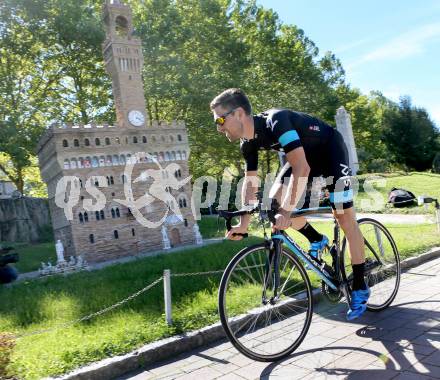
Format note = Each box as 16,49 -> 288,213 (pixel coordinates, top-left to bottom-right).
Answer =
210,88 -> 252,115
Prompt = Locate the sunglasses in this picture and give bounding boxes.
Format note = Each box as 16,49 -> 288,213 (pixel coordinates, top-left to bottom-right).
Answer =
215,108 -> 237,127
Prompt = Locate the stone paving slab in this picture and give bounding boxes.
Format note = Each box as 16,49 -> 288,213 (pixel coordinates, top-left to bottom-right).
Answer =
120,255 -> 440,380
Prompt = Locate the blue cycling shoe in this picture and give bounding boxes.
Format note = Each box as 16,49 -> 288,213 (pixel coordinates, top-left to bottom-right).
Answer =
309,235 -> 329,261
346,287 -> 371,321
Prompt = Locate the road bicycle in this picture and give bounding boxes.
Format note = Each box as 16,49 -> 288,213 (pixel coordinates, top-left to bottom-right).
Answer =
217,202 -> 400,361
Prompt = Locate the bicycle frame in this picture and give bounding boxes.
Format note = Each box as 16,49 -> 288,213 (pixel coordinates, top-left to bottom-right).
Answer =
271,231 -> 339,291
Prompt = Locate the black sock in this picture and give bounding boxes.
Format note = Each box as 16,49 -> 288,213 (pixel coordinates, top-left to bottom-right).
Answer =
352,263 -> 367,291
298,222 -> 323,243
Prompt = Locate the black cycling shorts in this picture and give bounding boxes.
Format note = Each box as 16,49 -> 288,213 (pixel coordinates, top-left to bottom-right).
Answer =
276,130 -> 353,210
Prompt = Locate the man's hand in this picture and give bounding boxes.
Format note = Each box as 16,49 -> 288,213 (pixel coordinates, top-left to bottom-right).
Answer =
273,208 -> 292,230
225,225 -> 248,241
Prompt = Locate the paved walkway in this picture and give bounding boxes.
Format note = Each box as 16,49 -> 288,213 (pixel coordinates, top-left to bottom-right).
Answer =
120,256 -> 440,380
309,213 -> 436,225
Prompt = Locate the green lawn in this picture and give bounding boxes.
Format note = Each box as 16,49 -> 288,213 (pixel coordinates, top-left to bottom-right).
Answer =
355,172 -> 440,214
0,217 -> 439,379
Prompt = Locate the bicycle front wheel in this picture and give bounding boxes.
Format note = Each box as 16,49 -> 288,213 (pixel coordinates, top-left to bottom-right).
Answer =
341,218 -> 400,311
218,243 -> 313,362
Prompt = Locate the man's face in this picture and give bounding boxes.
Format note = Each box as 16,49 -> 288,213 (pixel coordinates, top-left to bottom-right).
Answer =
213,105 -> 242,142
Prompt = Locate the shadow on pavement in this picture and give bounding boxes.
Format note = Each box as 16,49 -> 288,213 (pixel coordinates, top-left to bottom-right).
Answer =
258,300 -> 440,379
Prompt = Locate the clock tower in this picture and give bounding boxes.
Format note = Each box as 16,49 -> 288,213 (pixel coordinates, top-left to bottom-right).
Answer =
102,0 -> 147,128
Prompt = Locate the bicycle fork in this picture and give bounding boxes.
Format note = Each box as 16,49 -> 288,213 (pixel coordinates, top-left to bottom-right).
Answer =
262,238 -> 281,305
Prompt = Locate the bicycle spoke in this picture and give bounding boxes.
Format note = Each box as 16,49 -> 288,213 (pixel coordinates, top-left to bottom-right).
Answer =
220,244 -> 313,360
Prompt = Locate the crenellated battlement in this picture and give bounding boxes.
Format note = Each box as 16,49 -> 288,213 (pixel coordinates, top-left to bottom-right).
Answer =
48,119 -> 186,130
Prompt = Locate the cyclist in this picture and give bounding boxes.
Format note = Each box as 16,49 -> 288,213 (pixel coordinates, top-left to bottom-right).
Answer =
210,88 -> 370,320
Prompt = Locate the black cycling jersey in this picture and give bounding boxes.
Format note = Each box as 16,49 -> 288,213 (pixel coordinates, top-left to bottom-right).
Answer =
241,109 -> 335,175
241,109 -> 353,209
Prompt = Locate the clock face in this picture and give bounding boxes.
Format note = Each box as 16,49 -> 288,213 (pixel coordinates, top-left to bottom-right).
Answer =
128,110 -> 145,127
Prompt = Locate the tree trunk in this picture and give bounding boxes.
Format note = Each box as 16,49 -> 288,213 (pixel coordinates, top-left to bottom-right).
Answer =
17,166 -> 24,193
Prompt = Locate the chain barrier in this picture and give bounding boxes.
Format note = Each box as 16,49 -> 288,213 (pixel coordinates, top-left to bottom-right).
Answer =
171,269 -> 225,277
7,216 -> 439,339
13,276 -> 163,339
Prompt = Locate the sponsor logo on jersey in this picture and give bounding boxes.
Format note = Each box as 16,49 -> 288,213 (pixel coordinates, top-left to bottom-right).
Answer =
309,125 -> 320,132
267,118 -> 279,131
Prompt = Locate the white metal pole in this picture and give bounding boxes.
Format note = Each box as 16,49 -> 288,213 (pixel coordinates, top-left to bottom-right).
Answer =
436,209 -> 440,234
164,269 -> 172,325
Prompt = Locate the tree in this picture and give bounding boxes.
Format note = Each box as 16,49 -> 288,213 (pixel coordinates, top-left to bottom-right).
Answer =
0,0 -> 114,193
383,96 -> 439,171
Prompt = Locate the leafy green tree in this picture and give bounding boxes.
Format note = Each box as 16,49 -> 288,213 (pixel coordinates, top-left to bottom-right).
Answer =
0,0 -> 114,194
383,96 -> 439,171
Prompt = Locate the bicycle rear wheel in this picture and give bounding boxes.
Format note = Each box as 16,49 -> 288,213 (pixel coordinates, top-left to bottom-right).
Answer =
218,243 -> 313,362
341,218 -> 400,311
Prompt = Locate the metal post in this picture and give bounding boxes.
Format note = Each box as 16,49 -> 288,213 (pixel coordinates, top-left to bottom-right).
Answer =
436,209 -> 440,234
163,269 -> 172,325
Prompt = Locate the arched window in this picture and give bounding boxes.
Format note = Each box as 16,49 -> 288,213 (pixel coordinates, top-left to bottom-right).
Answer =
111,208 -> 116,218
116,208 -> 120,218
119,155 -> 126,164
131,228 -> 135,236
84,138 -> 90,146
92,156 -> 99,167
176,151 -> 182,160
161,136 -> 166,142
84,212 -> 88,222
110,176 -> 114,185
99,156 -> 106,166
100,210 -> 105,219
133,136 -> 138,143
169,135 -> 174,142
112,155 -> 119,165
95,211 -> 100,220
78,157 -> 84,168
79,213 -> 84,223
182,151 -> 187,160
74,139 -> 79,147
126,154 -> 132,164
95,138 -> 101,146
114,230 -> 119,239
106,155 -> 112,166
89,234 -> 94,244
184,219 -> 188,227
177,134 -> 182,142
105,137 -> 111,145
63,159 -> 70,170
165,152 -> 171,161
115,137 -> 120,144
63,139 -> 68,147
142,136 -> 147,143
70,159 -> 77,169
152,136 -> 157,142
84,157 -> 91,168
171,151 -> 176,160
159,152 -> 164,162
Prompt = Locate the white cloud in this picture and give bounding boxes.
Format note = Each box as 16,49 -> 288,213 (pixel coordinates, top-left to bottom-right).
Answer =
333,37 -> 372,54
430,107 -> 440,128
347,23 -> 440,69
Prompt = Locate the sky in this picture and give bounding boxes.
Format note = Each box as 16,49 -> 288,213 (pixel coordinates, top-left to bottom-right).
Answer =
257,0 -> 440,128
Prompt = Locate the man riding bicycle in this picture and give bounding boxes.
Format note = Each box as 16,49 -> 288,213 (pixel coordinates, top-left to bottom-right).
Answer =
210,88 -> 370,320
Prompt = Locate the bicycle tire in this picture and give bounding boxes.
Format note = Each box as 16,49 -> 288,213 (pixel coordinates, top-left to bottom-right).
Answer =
218,243 -> 313,361
341,218 -> 400,311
